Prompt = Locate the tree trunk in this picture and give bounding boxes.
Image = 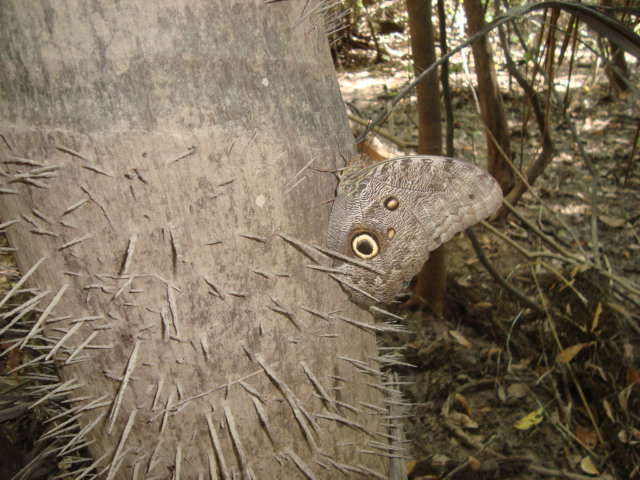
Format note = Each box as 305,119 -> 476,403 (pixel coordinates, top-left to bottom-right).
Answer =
607,42 -> 630,92
0,2 -> 397,478
602,0 -> 630,93
405,0 -> 447,315
463,0 -> 514,195
407,0 -> 442,157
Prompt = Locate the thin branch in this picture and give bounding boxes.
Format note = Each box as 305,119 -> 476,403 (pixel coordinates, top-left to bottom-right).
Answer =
357,1 -> 640,141
467,228 -> 545,313
549,88 -> 602,267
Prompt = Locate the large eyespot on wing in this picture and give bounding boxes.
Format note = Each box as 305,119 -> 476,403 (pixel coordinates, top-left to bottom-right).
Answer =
350,230 -> 379,259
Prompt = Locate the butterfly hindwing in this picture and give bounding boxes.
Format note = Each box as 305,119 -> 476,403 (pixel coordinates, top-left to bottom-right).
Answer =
328,155 -> 503,305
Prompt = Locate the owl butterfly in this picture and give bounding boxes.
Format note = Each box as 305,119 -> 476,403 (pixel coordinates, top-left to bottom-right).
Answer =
327,155 -> 503,305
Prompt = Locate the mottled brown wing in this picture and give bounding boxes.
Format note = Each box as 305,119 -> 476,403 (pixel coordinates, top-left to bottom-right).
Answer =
327,156 -> 502,305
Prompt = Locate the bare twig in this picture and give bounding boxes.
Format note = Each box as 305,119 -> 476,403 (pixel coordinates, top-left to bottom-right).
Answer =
467,228 -> 545,312
550,87 -> 602,267
347,114 -> 413,152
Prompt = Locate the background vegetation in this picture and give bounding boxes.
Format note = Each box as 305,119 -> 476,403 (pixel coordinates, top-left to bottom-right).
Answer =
332,1 -> 640,478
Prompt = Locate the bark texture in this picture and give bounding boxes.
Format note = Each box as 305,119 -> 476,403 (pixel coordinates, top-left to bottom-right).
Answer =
464,0 -> 514,195
0,2 -> 395,478
406,0 -> 443,157
602,0 -> 630,93
405,0 -> 447,315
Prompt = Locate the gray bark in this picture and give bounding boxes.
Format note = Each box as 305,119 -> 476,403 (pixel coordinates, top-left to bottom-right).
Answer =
0,1 -> 396,478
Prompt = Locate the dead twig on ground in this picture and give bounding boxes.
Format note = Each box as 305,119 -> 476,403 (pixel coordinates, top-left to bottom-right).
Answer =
467,228 -> 545,313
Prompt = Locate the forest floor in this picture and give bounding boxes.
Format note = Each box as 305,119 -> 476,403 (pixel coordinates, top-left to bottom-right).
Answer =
337,35 -> 640,480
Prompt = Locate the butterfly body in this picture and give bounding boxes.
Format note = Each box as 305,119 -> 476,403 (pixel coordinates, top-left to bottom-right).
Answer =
327,155 -> 503,305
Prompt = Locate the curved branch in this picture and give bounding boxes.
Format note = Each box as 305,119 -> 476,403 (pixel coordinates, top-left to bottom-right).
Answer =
466,228 -> 545,313
357,0 -> 640,141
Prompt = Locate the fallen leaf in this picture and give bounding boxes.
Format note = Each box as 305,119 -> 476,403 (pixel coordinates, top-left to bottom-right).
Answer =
487,347 -> 502,357
467,456 -> 481,470
602,399 -> 615,423
514,407 -> 544,430
449,330 -> 474,349
618,386 -> 631,415
448,411 -> 479,430
431,453 -> 451,467
627,367 -> 640,385
618,427 -> 640,445
590,302 -> 602,332
455,393 -> 472,416
579,456 -> 600,475
557,342 -> 594,364
623,343 -> 633,359
497,384 -> 507,403
576,426 -> 598,449
569,263 -> 581,278
507,383 -> 529,399
473,301 -> 494,309
599,215 -> 626,228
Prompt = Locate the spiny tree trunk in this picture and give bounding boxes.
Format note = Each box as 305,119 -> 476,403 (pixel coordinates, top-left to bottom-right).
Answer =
463,0 -> 514,195
0,2 -> 398,478
405,0 -> 447,315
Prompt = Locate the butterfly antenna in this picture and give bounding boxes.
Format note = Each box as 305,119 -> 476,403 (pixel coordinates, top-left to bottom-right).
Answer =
337,142 -> 349,164
362,118 -> 376,153
309,166 -> 345,174
313,197 -> 336,209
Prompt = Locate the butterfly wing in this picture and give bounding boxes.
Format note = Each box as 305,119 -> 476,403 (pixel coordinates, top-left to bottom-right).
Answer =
327,156 -> 503,305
